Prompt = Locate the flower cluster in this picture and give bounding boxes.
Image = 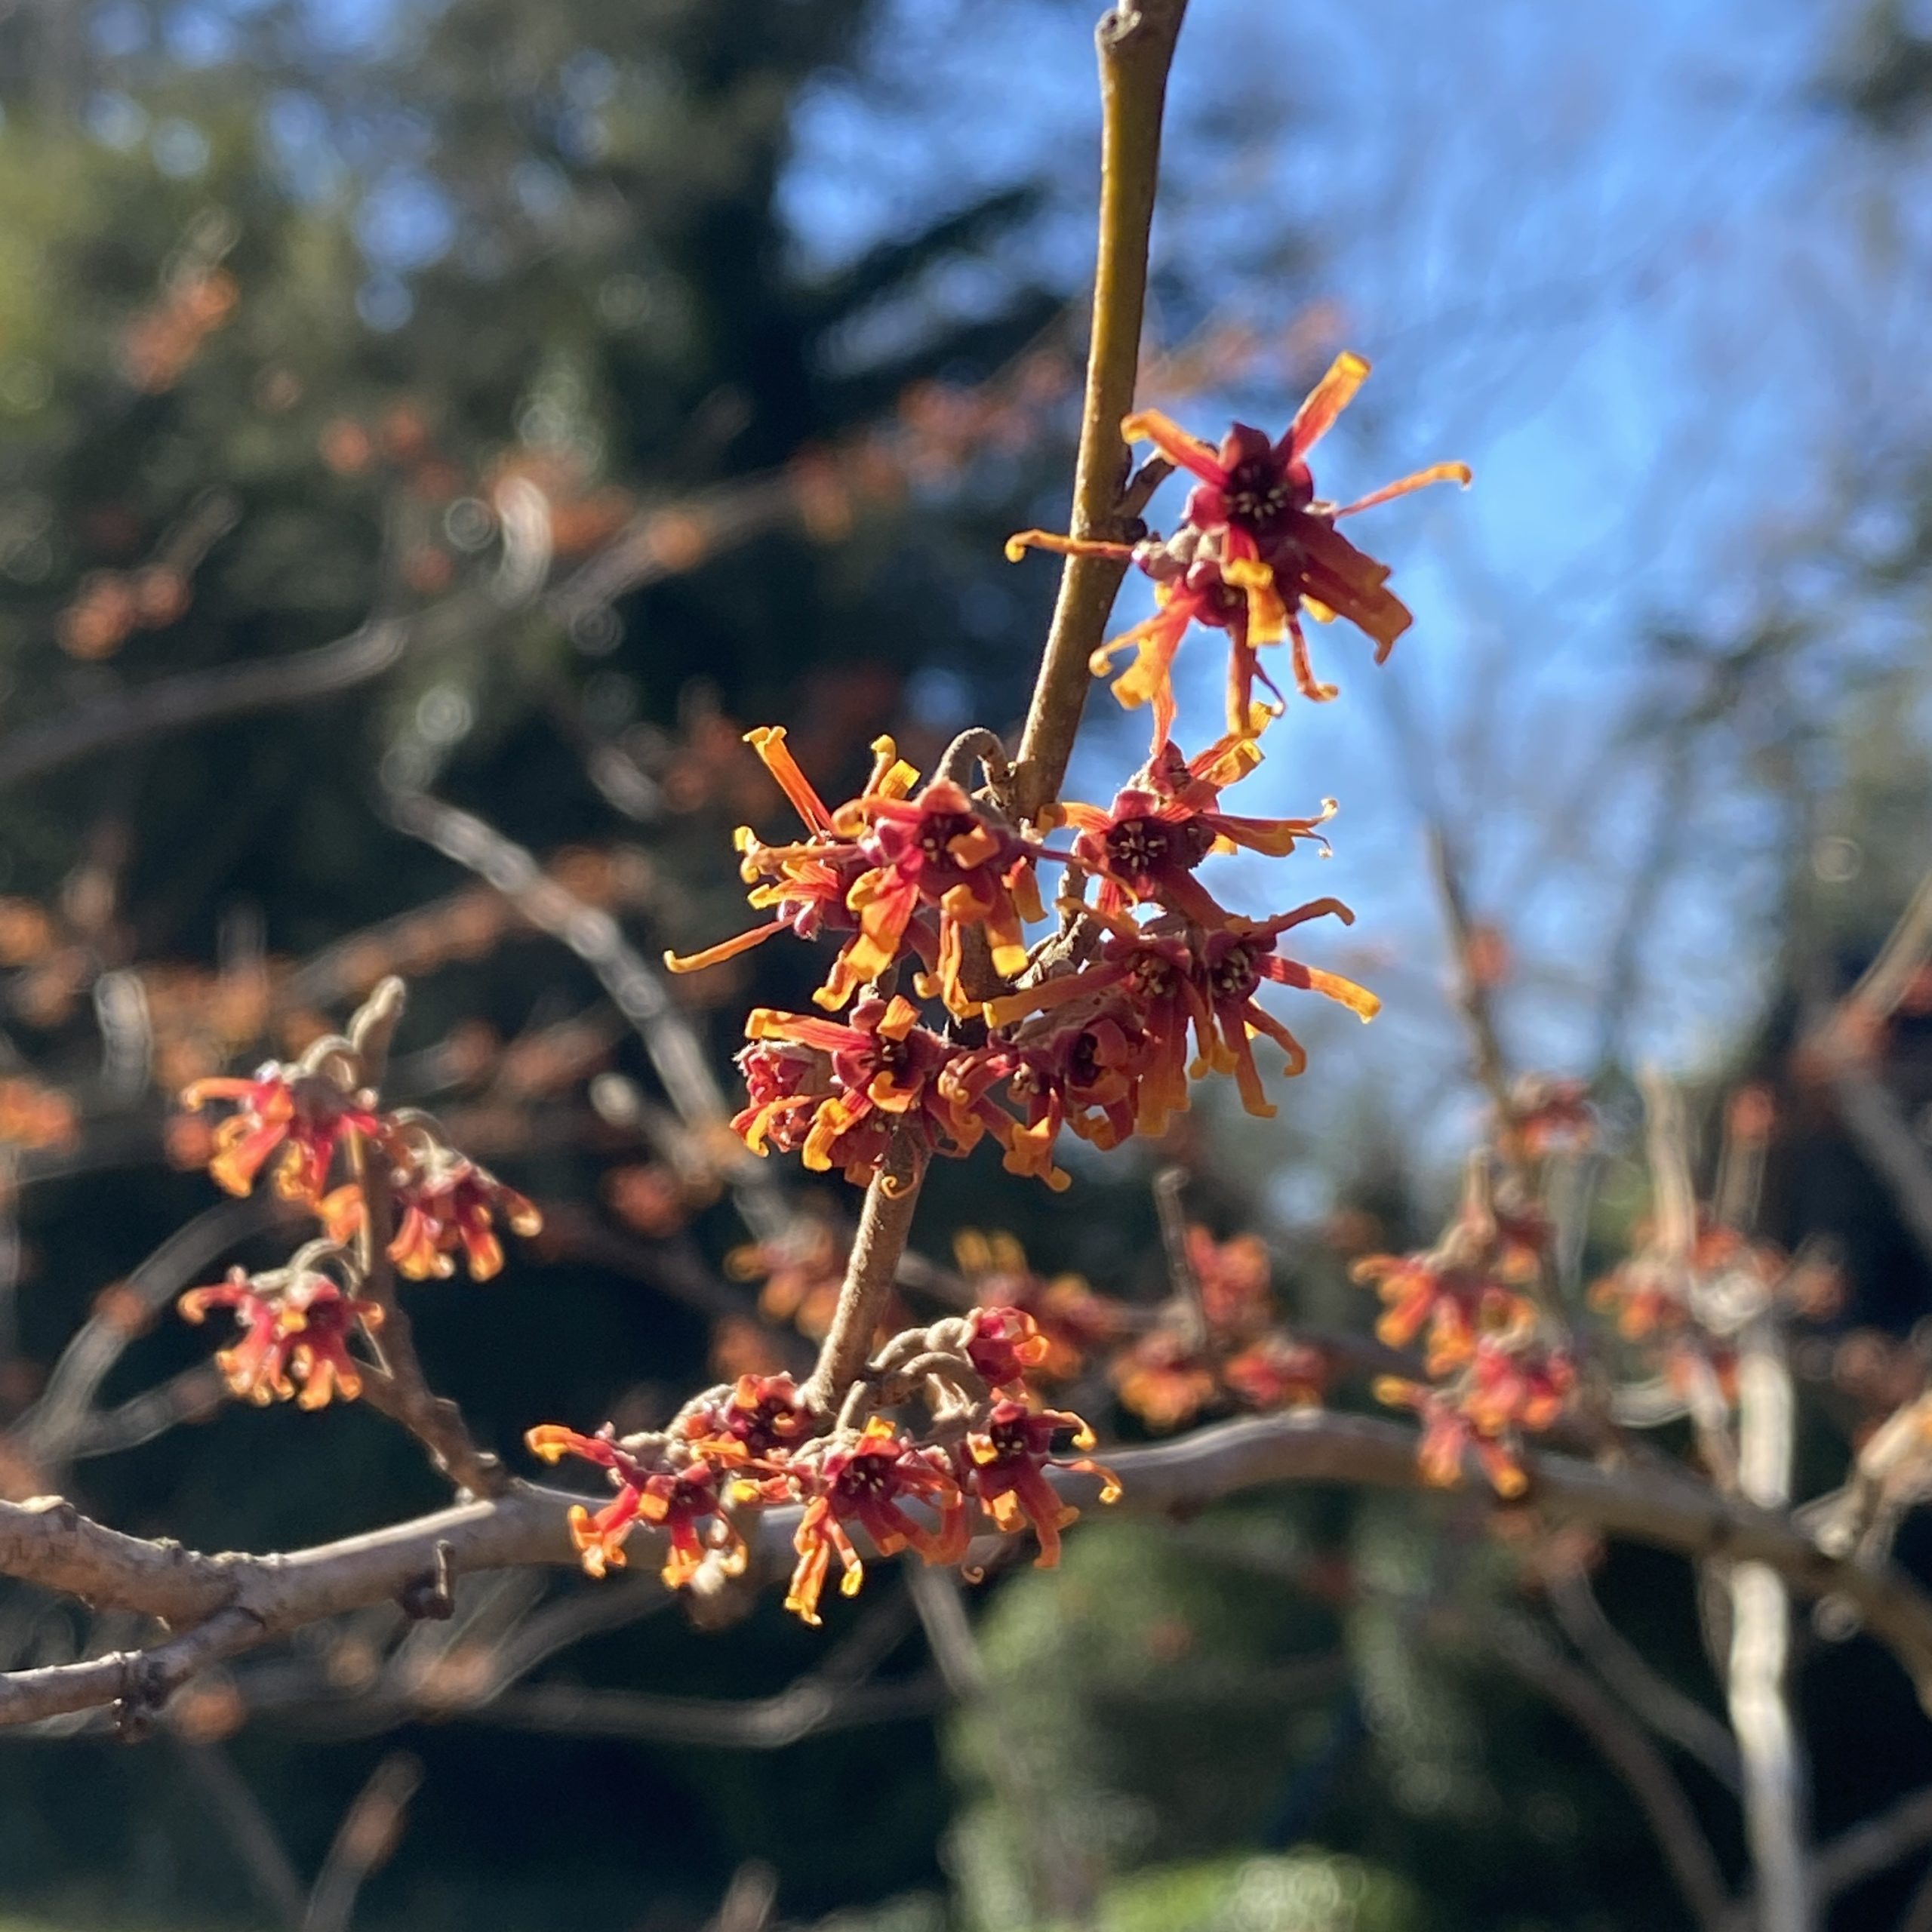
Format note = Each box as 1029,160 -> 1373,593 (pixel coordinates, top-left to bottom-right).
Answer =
527,1373 -> 812,1585
1008,352 -> 1469,746
528,1307 -> 1120,1623
174,993 -> 543,1411
663,728 -> 1041,1018
1357,1160 -> 1574,1495
669,472 -> 1396,1187
1115,1225 -> 1327,1431
954,1229 -> 1127,1383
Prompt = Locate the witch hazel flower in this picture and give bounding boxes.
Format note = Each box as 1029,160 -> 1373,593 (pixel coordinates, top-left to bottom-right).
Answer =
835,771 -> 1045,1018
961,1398 -> 1120,1569
179,1262 -> 381,1409
1009,352 -> 1469,746
526,1423 -> 776,1587
667,727 -> 1046,1017
734,995 -> 967,1186
1054,734 -> 1336,927
181,1056 -> 382,1206
663,727 -> 914,1009
786,1418 -> 967,1624
386,1146 -> 542,1282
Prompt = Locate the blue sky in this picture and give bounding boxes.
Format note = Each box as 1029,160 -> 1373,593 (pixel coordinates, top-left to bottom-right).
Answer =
92,0 -> 1932,1202
786,0 -> 1932,1189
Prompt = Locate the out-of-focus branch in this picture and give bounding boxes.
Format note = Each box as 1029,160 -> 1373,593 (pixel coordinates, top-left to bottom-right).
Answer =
1729,1285 -> 1810,1932
1814,1060 -> 1932,1270
1474,1611 -> 1730,1932
1425,823 -> 1515,1128
1804,867 -> 1932,1270
380,783 -> 790,1245
1810,1785 -> 1932,1909
1836,868 -> 1932,1038
0,620 -> 413,793
1641,1069 -> 1740,1491
1011,0 -> 1189,823
302,1751 -> 422,1932
174,1738 -> 306,1930
703,1862 -> 779,1932
909,1561 -> 1097,1924
1546,1567 -> 1741,1790
17,1195 -> 288,1465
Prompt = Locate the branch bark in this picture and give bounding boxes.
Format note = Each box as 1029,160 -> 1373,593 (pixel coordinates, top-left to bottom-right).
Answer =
1010,0 -> 1189,823
5,1410 -> 1932,1732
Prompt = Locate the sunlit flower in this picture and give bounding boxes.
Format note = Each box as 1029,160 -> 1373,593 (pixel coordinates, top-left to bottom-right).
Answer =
835,774 -> 1044,1016
1195,905 -> 1380,1117
179,1265 -> 380,1409
1056,735 -> 1336,926
786,1418 -> 965,1624
388,1149 -> 542,1281
680,1373 -> 814,1461
962,1306 -> 1052,1391
663,728 -> 915,1010
986,918 -> 1204,1140
736,995 -> 970,1186
180,1064 -> 381,1204
1008,354 -> 1468,746
955,1230 -> 1127,1383
526,1424 -> 754,1587
963,1398 -> 1120,1567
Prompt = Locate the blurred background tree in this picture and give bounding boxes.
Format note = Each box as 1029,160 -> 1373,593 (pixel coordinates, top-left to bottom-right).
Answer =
0,0 -> 1930,1928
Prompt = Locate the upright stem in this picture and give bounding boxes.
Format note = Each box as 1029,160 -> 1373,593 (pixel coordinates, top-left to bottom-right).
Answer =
801,1140 -> 928,1417
1730,1307 -> 1812,1932
352,1139 -> 506,1498
804,0 -> 1190,1405
1011,0 -> 1189,824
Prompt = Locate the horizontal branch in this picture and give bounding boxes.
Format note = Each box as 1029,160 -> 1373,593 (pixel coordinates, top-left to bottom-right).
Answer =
4,1411 -> 1932,1730
0,620 -> 411,792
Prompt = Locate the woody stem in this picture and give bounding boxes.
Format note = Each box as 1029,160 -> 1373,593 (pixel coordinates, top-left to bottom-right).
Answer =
802,1137 -> 928,1417
350,1136 -> 507,1498
1011,0 -> 1189,824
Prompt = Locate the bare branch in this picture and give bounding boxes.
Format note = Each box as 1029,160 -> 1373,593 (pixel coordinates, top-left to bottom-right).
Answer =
1011,0 -> 1190,822
19,1195 -> 290,1464
0,620 -> 412,793
1546,1567 -> 1741,1790
1475,1611 -> 1730,1932
302,1751 -> 422,1932
801,1139 -> 927,1415
5,1410 -> 1932,1730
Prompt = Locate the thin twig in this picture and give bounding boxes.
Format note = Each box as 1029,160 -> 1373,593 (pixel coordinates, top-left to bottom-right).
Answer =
1153,1166 -> 1208,1352
349,1137 -> 505,1499
1011,0 -> 1191,823
302,1751 -> 423,1932
1546,1567 -> 1741,1791
1474,1612 -> 1730,1932
172,1737 -> 307,1930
